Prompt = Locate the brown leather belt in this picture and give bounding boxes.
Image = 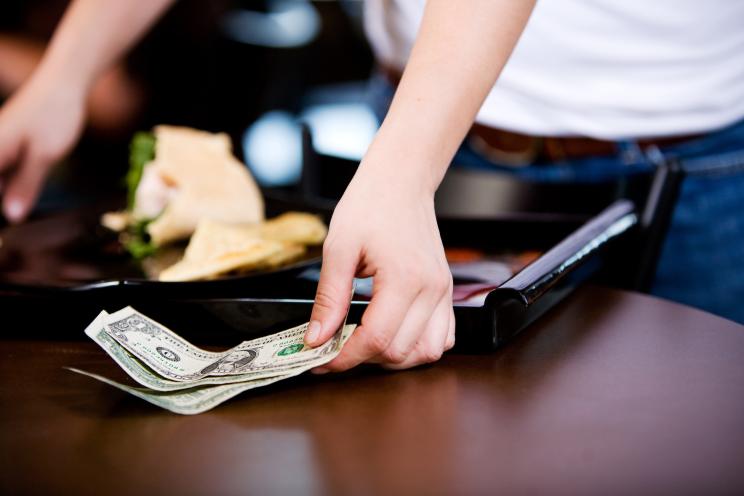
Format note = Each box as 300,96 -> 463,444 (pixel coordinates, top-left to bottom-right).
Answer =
467,124 -> 700,166
379,65 -> 701,166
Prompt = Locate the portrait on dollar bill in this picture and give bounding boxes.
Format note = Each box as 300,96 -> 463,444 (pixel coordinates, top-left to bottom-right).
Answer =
198,350 -> 258,375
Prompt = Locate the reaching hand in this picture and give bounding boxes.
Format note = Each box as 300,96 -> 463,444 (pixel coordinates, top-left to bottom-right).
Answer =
304,163 -> 455,371
0,76 -> 86,222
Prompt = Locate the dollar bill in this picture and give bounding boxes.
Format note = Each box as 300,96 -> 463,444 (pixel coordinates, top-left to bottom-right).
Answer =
83,312 -> 290,391
67,367 -> 301,415
71,323 -> 356,414
102,307 -> 350,382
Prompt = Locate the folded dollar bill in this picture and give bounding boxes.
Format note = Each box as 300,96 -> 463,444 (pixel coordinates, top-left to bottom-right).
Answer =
71,308 -> 356,414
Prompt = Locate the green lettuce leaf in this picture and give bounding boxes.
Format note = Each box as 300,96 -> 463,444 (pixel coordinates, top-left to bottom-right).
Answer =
123,218 -> 156,260
126,132 -> 156,210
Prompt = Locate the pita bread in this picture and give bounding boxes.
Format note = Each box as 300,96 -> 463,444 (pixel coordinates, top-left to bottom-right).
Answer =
177,213 -> 325,270
259,212 -> 327,245
157,214 -> 325,282
251,242 -> 307,270
181,220 -> 261,262
133,126 -> 264,246
158,221 -> 284,282
158,241 -> 283,282
159,242 -> 307,282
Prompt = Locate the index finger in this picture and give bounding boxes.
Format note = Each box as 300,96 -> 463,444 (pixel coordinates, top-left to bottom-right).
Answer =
0,130 -> 22,175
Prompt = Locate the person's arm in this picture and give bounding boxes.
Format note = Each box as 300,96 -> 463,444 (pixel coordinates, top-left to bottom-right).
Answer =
0,0 -> 175,222
305,0 -> 535,371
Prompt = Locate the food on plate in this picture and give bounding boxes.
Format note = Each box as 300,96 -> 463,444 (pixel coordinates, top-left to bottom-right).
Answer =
158,235 -> 284,282
159,213 -> 327,282
256,211 -> 328,245
183,212 -> 327,263
103,125 -> 264,256
102,126 -> 327,280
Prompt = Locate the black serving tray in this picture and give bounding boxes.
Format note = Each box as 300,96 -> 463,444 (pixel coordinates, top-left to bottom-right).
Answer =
0,194 -> 637,351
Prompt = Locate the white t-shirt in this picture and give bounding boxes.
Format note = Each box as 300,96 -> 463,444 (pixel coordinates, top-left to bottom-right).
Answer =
364,0 -> 744,139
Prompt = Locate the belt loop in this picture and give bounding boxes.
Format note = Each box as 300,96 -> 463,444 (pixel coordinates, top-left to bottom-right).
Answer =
543,138 -> 566,162
643,144 -> 667,168
617,141 -> 644,165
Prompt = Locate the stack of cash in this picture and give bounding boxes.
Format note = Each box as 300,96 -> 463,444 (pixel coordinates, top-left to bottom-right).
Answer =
69,307 -> 356,414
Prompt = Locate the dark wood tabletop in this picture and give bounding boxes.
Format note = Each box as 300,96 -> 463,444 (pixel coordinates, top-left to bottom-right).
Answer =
1,286 -> 743,495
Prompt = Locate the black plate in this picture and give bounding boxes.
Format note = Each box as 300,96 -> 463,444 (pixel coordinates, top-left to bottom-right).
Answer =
0,203 -> 322,294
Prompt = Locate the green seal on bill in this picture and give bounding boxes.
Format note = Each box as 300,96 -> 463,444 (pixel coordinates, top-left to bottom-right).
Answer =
277,344 -> 305,356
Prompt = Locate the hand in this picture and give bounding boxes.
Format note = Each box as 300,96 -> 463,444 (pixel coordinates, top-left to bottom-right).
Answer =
304,163 -> 455,371
0,74 -> 86,222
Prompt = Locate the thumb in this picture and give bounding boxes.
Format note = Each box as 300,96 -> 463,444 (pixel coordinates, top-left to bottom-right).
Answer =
3,153 -> 47,223
305,243 -> 358,347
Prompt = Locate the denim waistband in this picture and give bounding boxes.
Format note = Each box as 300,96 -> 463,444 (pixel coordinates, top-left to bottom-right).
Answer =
654,118 -> 744,176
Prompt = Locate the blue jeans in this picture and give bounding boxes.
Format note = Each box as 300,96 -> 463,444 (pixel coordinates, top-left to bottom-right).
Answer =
369,74 -> 744,323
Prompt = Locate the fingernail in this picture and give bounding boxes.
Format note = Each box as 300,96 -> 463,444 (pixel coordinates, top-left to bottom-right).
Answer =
311,367 -> 329,375
306,320 -> 321,344
5,200 -> 24,223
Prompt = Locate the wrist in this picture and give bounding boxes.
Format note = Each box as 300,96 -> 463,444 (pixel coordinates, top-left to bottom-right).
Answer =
33,52 -> 93,97
358,128 -> 448,199
356,155 -> 438,201
24,58 -> 90,114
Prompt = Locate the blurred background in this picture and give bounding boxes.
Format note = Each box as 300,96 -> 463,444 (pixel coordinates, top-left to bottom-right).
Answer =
0,0 -> 377,209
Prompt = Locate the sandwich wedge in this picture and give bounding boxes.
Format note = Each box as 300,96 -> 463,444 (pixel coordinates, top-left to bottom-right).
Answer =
158,213 -> 327,282
103,125 -> 265,253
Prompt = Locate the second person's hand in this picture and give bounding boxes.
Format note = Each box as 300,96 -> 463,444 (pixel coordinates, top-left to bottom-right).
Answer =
0,71 -> 86,223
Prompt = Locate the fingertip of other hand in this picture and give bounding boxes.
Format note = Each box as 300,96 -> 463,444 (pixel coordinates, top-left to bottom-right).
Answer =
3,198 -> 26,224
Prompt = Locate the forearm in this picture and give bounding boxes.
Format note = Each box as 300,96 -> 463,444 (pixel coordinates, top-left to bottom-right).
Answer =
310,1 -> 536,368
34,0 -> 176,93
361,0 -> 535,194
